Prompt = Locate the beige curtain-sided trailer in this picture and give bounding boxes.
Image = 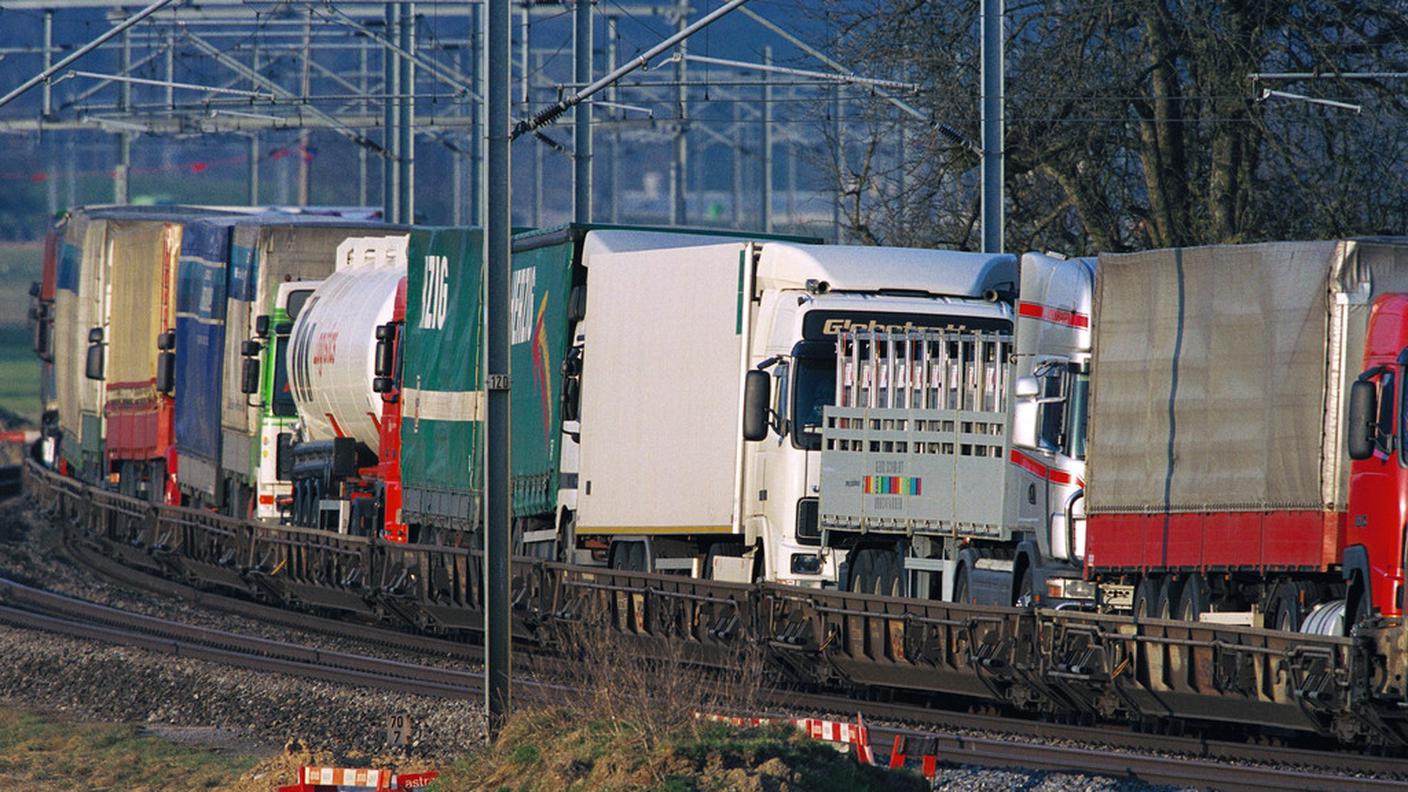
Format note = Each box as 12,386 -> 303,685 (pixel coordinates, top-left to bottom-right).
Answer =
53,212 -> 93,462
104,221 -> 173,405
1087,239 -> 1408,516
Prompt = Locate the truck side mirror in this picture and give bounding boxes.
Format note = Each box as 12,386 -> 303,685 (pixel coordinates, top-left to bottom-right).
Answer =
1011,375 -> 1040,449
374,322 -> 394,377
155,351 -> 175,394
88,326 -> 103,344
1348,379 -> 1378,461
254,315 -> 270,338
373,376 -> 395,395
240,357 -> 261,394
743,370 -> 771,441
241,339 -> 262,357
28,281 -> 39,298
85,341 -> 104,381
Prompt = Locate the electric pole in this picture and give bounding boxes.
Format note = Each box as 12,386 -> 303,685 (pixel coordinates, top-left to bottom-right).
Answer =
574,0 -> 593,223
483,0 -> 513,741
980,0 -> 1004,253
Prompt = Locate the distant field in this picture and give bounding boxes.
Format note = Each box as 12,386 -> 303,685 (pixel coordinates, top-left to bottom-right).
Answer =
0,245 -> 42,423
0,327 -> 39,423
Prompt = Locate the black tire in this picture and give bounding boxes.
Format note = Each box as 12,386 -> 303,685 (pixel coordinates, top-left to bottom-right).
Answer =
1269,584 -> 1302,632
953,563 -> 971,604
873,551 -> 903,597
1132,577 -> 1159,620
1014,566 -> 1036,608
848,549 -> 875,594
1177,573 -> 1210,621
1155,576 -> 1184,619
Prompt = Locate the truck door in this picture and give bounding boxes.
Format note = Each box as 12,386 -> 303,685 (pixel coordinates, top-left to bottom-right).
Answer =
1348,362 -> 1405,619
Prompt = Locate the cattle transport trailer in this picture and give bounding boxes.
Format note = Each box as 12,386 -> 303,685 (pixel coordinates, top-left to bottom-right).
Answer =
814,252 -> 1096,602
1084,240 -> 1408,633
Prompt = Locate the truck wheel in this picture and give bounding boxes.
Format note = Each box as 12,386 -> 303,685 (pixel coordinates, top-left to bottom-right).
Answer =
874,552 -> 903,597
847,549 -> 875,593
1269,584 -> 1302,632
1177,573 -> 1210,621
1132,577 -> 1159,620
1155,576 -> 1183,619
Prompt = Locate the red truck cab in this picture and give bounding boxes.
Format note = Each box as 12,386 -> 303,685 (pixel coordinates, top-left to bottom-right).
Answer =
371,277 -> 408,543
1346,293 -> 1408,622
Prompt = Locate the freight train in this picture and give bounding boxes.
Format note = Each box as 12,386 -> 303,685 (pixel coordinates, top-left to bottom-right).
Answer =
28,206 -> 1408,637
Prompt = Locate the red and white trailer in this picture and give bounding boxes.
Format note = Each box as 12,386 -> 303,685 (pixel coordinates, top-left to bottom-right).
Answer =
1083,240 -> 1408,632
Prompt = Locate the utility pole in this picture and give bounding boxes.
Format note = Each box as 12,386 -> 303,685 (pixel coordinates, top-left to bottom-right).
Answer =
483,0 -> 513,742
383,2 -> 400,222
249,40 -> 261,205
670,2 -> 688,225
470,3 -> 482,226
398,3 -> 415,223
114,29 -> 131,204
358,40 -> 369,209
41,11 -> 53,118
298,8 -> 313,207
761,46 -> 772,233
980,0 -> 1003,253
573,0 -> 593,223
606,15 -> 618,224
831,83 -> 841,243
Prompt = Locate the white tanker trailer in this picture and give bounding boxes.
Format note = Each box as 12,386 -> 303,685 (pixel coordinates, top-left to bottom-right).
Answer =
284,235 -> 408,531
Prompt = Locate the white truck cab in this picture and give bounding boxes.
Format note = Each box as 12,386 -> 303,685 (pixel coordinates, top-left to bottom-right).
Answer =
565,235 -> 1018,585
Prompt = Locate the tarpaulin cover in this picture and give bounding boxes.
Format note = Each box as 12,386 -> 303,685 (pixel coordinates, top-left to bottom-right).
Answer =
399,228 -> 484,516
1087,239 -> 1408,515
174,219 -> 233,466
104,220 -> 175,414
53,212 -> 90,458
506,237 -> 575,517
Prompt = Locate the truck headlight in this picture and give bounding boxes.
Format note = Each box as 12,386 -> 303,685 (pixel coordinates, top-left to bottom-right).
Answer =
1047,577 -> 1096,600
790,553 -> 822,575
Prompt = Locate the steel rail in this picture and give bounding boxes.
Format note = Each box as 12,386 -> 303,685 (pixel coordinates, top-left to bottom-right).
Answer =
861,722 -> 1408,791
0,571 -> 576,703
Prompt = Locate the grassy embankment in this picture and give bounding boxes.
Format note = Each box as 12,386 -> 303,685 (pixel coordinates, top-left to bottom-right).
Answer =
433,708 -> 926,792
0,708 -> 258,791
0,242 -> 41,423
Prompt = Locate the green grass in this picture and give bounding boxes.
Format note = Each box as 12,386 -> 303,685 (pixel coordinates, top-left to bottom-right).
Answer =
0,327 -> 39,423
0,708 -> 260,790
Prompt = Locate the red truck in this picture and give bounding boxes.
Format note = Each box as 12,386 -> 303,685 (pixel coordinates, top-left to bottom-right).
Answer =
1083,240 -> 1408,633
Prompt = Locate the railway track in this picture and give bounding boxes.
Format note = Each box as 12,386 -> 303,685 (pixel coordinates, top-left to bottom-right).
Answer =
34,525 -> 1408,790
0,570 -> 580,704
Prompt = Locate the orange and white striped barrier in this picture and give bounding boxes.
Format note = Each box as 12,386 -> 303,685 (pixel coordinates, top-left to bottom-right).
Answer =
696,711 -> 874,765
0,430 -> 38,444
887,734 -> 940,780
278,766 -> 438,791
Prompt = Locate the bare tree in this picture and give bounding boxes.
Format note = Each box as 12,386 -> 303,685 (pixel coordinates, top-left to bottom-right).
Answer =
812,0 -> 1408,253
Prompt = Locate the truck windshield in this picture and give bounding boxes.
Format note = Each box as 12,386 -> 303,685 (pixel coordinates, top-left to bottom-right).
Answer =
791,351 -> 835,451
272,333 -> 296,418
